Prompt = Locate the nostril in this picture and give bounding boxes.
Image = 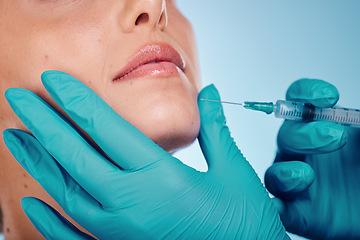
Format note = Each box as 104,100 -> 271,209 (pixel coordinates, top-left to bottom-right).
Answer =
135,13 -> 149,25
158,11 -> 165,25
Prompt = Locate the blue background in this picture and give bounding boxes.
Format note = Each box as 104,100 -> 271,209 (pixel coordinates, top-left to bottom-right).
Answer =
174,1 -> 360,239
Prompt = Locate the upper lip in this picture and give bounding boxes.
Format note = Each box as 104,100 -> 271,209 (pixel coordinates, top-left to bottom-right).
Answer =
113,43 -> 186,81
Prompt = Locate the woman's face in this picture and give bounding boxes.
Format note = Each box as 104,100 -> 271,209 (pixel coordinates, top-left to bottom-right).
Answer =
0,0 -> 201,153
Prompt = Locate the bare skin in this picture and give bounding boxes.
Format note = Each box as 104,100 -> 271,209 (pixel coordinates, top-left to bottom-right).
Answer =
0,0 -> 201,239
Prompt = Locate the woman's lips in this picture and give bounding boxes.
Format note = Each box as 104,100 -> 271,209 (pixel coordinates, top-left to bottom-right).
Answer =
113,43 -> 186,82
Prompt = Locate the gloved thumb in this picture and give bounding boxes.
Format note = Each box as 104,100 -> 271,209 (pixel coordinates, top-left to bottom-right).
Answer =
265,161 -> 314,200
197,85 -> 245,170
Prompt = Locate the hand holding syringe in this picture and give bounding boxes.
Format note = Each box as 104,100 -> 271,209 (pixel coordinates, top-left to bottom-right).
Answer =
201,99 -> 360,128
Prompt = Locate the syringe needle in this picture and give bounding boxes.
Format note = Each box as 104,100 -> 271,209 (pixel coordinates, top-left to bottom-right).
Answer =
200,99 -> 244,106
201,99 -> 275,114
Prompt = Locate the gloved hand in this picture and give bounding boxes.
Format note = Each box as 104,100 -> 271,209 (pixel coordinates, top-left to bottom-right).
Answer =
265,79 -> 360,240
3,71 -> 289,240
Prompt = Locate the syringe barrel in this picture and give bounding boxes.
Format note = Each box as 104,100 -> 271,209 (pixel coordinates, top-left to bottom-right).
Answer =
274,100 -> 312,121
312,106 -> 360,127
274,100 -> 360,127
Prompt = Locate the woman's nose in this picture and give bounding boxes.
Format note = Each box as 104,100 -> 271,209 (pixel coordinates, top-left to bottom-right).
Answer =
119,0 -> 168,33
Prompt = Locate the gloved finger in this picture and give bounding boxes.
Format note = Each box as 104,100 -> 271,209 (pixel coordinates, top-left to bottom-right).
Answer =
286,78 -> 339,107
21,197 -> 95,240
197,85 -> 246,170
271,198 -> 311,238
2,129 -> 103,218
266,161 -> 316,237
278,79 -> 347,154
265,161 -> 314,200
5,88 -> 130,206
277,120 -> 347,155
41,70 -> 170,171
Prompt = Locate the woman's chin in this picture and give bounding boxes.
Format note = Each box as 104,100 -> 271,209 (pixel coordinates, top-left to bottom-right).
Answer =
151,128 -> 199,153
130,110 -> 200,153
141,120 -> 200,153
107,83 -> 201,153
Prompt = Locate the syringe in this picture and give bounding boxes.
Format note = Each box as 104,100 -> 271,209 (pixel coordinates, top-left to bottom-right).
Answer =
201,99 -> 360,128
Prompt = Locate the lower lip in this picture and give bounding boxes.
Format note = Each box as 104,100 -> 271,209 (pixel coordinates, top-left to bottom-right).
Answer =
114,62 -> 182,82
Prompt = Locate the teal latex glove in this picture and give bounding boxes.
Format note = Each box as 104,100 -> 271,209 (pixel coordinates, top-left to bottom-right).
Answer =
265,79 -> 360,239
3,71 -> 289,240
